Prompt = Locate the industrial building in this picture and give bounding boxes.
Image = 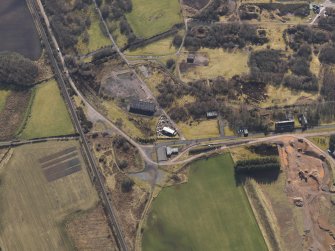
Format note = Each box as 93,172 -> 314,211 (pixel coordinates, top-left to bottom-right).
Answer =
162,127 -> 177,137
128,100 -> 156,116
275,120 -> 295,132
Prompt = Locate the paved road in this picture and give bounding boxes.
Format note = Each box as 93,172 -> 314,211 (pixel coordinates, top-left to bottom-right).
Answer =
27,1 -> 128,250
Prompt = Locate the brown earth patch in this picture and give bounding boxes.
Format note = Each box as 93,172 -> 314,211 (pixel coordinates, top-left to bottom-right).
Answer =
273,137 -> 335,250
66,204 -> 118,251
0,90 -> 32,140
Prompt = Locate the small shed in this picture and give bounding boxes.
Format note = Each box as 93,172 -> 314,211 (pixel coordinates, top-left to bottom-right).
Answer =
166,147 -> 179,156
128,100 -> 156,116
206,111 -> 218,119
187,54 -> 195,64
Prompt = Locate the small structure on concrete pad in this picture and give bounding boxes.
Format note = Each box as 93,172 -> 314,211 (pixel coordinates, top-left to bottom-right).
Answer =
206,111 -> 218,119
162,127 -> 177,137
187,54 -> 195,64
166,146 -> 179,157
128,100 -> 156,116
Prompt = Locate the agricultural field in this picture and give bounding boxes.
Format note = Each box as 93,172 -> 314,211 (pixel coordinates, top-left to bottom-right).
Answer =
126,0 -> 182,38
0,141 -> 100,251
142,154 -> 267,251
77,6 -> 111,54
20,79 -> 75,139
177,119 -> 220,139
0,0 -> 41,60
66,204 -> 118,251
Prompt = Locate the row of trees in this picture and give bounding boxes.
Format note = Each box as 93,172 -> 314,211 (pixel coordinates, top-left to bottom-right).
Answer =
235,157 -> 280,174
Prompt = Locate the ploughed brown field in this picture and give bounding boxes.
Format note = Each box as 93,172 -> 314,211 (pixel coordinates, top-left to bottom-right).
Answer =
0,0 -> 41,60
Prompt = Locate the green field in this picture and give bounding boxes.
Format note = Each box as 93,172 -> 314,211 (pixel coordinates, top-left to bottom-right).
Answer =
126,0 -> 182,38
142,154 -> 267,251
21,79 -> 75,139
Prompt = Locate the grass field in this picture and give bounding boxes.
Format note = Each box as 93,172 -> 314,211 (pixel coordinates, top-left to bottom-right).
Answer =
77,7 -> 110,54
21,79 -> 74,139
260,85 -> 318,108
142,154 -> 267,251
180,48 -> 249,81
0,141 -> 99,251
126,0 -> 182,38
178,120 -> 220,139
0,89 -> 10,112
126,36 -> 177,56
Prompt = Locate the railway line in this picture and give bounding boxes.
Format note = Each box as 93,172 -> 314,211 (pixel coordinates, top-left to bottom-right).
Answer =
26,0 -> 128,250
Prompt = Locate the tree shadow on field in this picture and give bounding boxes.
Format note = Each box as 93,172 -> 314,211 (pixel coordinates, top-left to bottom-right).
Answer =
234,169 -> 281,186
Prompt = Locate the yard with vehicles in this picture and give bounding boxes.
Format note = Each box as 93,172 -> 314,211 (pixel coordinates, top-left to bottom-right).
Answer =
142,153 -> 267,251
126,0 -> 183,38
20,79 -> 75,139
0,0 -> 41,60
0,141 -> 107,251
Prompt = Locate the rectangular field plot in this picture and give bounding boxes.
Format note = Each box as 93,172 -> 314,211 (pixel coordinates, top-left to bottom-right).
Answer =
142,154 -> 267,251
43,158 -> 81,182
0,141 -> 98,251
39,147 -> 81,182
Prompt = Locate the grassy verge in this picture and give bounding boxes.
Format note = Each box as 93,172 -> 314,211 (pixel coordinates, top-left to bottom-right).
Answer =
308,136 -> 330,151
142,154 -> 267,251
126,0 -> 182,38
20,79 -> 75,139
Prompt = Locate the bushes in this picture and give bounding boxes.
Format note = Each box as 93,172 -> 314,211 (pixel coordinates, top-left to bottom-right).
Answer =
0,52 -> 38,87
172,34 -> 183,48
249,49 -> 287,85
283,74 -> 318,92
121,177 -> 134,193
319,45 -> 335,64
254,3 -> 310,17
185,22 -> 268,51
235,157 -> 280,174
329,134 -> 335,152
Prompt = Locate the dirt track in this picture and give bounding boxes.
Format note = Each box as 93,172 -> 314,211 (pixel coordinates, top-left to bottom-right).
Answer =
278,137 -> 335,250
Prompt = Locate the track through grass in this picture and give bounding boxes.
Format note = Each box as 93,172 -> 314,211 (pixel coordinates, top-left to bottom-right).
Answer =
142,154 -> 267,251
